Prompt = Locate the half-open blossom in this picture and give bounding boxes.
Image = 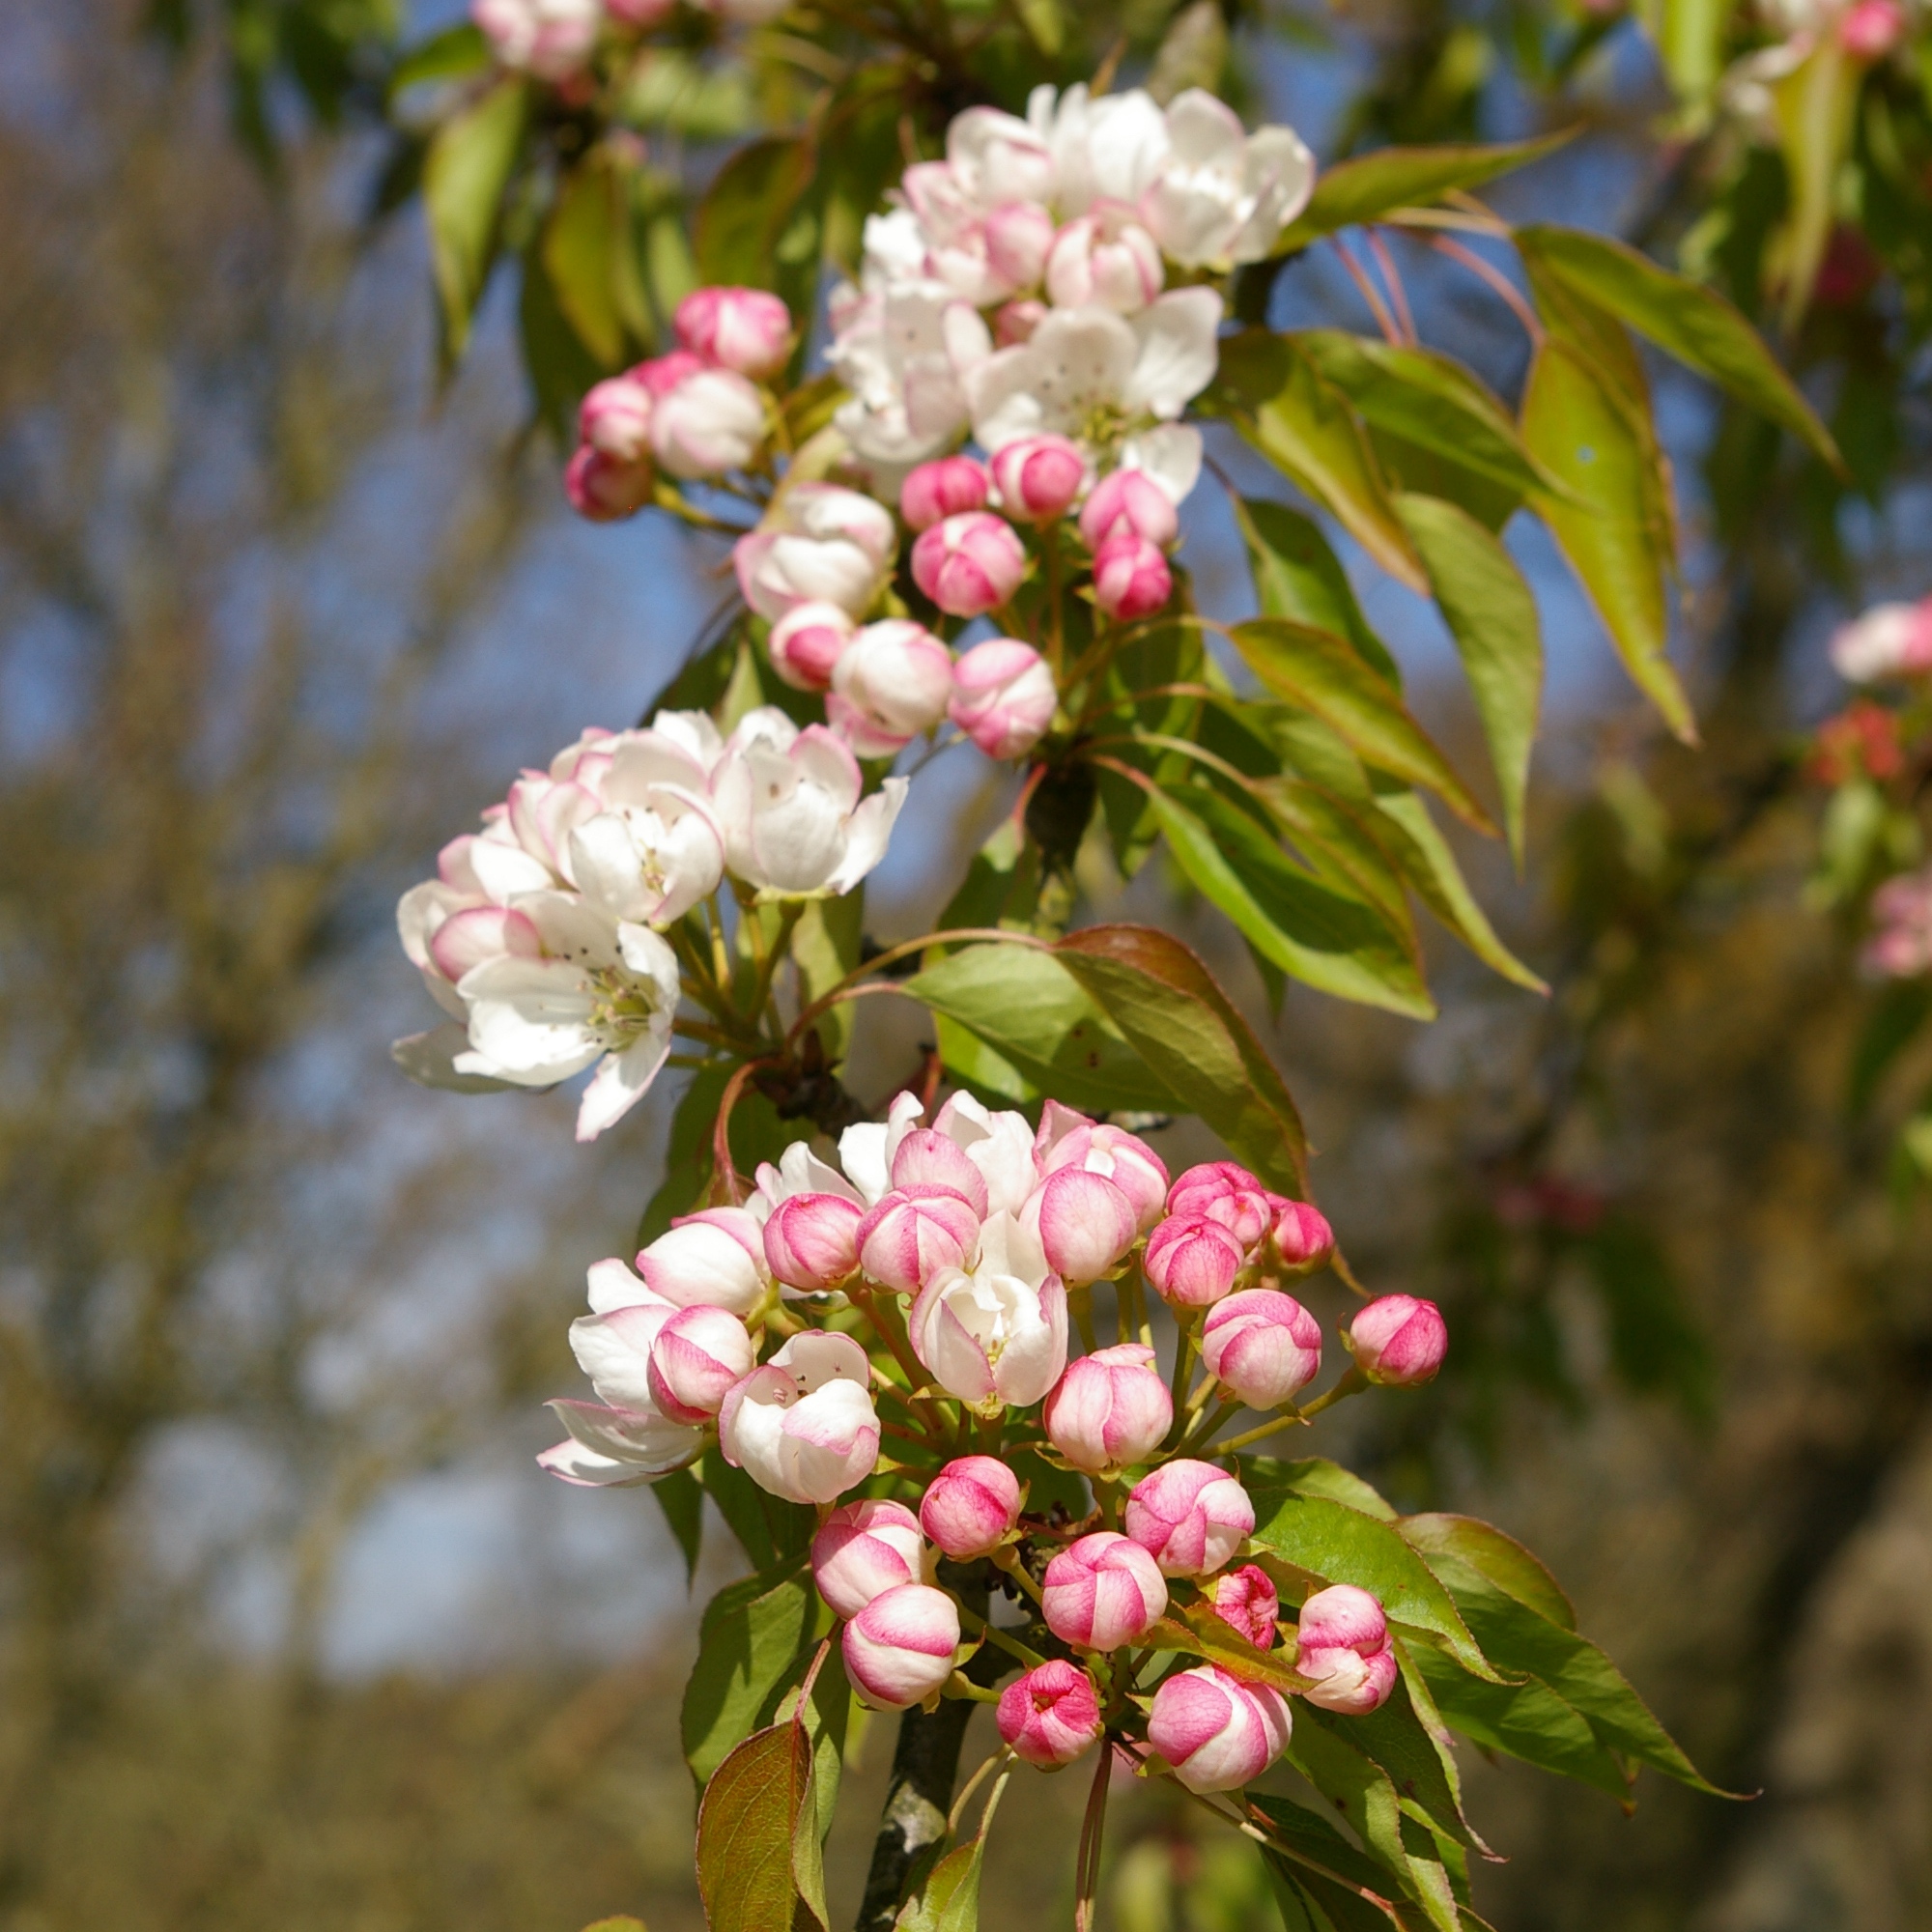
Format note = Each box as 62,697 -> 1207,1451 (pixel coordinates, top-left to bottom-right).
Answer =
1269,1200 -> 1335,1275
537,1396 -> 703,1487
1200,1290 -> 1322,1408
649,366 -> 767,479
1167,1161 -> 1275,1250
1079,469 -> 1178,551
675,285 -> 793,379
1139,90 -> 1316,268
990,435 -> 1089,523
763,1192 -> 866,1293
1091,532 -> 1170,620
1148,1664 -> 1293,1792
768,603 -> 856,693
564,445 -> 653,523
567,1299 -> 673,1410
1294,1584 -> 1397,1715
719,1331 -> 880,1503
919,1455 -> 1022,1558
843,1582 -> 961,1709
472,0 -> 598,78
949,639 -> 1057,760
710,708 -> 907,897
1045,204 -> 1164,312
909,1210 -> 1067,1409
812,1499 -> 927,1618
830,280 -> 991,469
836,1090 -> 927,1206
734,484 -> 897,620
1346,1295 -> 1448,1387
1830,597 -> 1932,683
829,620 -> 955,753
1143,1214 -> 1245,1308
564,730 -> 724,927
982,200 -> 1056,288
856,1184 -> 982,1293
647,1303 -> 757,1422
1035,1103 -> 1170,1231
901,456 -> 990,531
1042,1342 -> 1172,1473
579,375 -> 656,461
1124,1461 -> 1254,1577
912,510 -> 1027,617
1209,1565 -> 1280,1649
929,1092 -> 1041,1214
636,1211 -> 769,1315
1041,1531 -> 1168,1650
1022,1166 -> 1138,1286
997,1661 -> 1103,1768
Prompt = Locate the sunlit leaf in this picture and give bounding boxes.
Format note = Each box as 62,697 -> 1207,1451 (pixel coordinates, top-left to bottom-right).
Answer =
423,74 -> 526,365
1236,496 -> 1400,680
694,1691 -> 831,1932
681,1565 -> 819,1786
1399,1514 -> 1576,1630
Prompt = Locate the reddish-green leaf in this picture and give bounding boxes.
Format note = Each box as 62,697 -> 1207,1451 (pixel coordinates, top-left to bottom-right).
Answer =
695,1704 -> 830,1932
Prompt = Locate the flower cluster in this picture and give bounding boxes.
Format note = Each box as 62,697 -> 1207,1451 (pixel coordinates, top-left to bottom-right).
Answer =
1830,595 -> 1932,685
394,706 -> 904,1138
473,0 -> 784,81
538,1080 -> 1443,1792
1864,866 -> 1932,978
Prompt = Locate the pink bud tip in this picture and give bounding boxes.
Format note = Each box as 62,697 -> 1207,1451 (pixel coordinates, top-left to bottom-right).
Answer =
911,511 -> 1027,618
948,638 -> 1057,760
919,1456 -> 1022,1559
900,456 -> 989,532
767,603 -> 856,693
1839,0 -> 1905,58
1079,469 -> 1178,551
1042,1343 -> 1174,1474
1270,1198 -> 1335,1274
1293,1583 -> 1397,1714
1024,1166 -> 1138,1286
1200,1290 -> 1322,1409
842,1582 -> 961,1709
1041,1531 -> 1168,1650
674,285 -> 794,380
990,436 -> 1089,524
1147,1664 -> 1293,1793
1124,1460 -> 1255,1577
763,1191 -> 866,1293
646,1303 -> 756,1423
1347,1294 -> 1447,1387
1144,1214 -> 1246,1308
811,1498 -> 925,1619
1167,1161 -> 1274,1250
997,1660 -> 1103,1768
564,445 -> 653,524
1209,1565 -> 1280,1650
1091,531 -> 1170,620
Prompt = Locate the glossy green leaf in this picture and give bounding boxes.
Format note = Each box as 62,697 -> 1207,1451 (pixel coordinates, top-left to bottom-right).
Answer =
1236,496 -> 1399,679
422,74 -> 526,364
1397,494 -> 1544,866
694,1697 -> 830,1932
1515,225 -> 1839,468
1344,1672 -> 1491,1856
1297,332 -> 1554,505
1273,132 -> 1575,252
1231,619 -> 1493,834
901,943 -> 1179,1115
792,887 -> 865,1063
1265,1861 -> 1403,1932
1212,334 -> 1427,594
542,155 -> 630,368
1398,1514 -> 1576,1630
1252,776 -> 1422,948
682,1566 -> 818,1786
1053,923 -> 1309,1194
1245,1488 -> 1500,1682
653,1464 -> 705,1588
895,1833 -> 988,1932
1249,1794 -> 1410,1922
1366,788 -> 1548,994
1146,781 -> 1435,1017
1520,341 -> 1696,743
1243,1456 -> 1398,1520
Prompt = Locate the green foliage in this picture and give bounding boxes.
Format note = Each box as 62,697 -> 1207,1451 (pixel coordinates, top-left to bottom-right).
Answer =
423,76 -> 527,367
681,1565 -> 820,1785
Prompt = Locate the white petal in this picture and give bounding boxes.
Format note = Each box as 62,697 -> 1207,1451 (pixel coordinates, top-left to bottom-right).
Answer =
826,777 -> 909,895
1124,288 -> 1224,420
1121,423 -> 1204,503
391,1024 -> 517,1093
576,1031 -> 671,1142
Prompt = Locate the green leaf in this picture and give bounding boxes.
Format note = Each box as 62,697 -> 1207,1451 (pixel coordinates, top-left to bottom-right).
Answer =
1296,332 -> 1555,506
1053,923 -> 1309,1194
1251,776 -> 1422,949
1398,1515 -> 1575,1630
1274,132 -> 1576,253
1849,979 -> 1932,1115
422,74 -> 526,366
695,135 -> 821,327
1248,1794 -> 1409,1923
1396,494 -> 1544,866
1211,334 -> 1428,594
1146,781 -> 1435,1018
1231,619 -> 1493,835
1236,497 -> 1400,680
1342,1672 -> 1491,1856
792,887 -> 865,1064
541,154 -> 631,369
694,1694 -> 831,1932
1515,225 -> 1840,469
1521,337 -> 1693,742
682,1567 -> 819,1786
1245,1488 -> 1500,1682
388,21 -> 490,97
1635,0 -> 1736,101
901,943 -> 1179,1115
653,1465 -> 705,1588
1242,1456 -> 1398,1520
1404,1640 -> 1632,1804
1366,789 -> 1547,994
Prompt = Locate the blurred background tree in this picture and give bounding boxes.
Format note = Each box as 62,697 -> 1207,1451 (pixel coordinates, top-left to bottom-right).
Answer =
7,0 -> 1932,1928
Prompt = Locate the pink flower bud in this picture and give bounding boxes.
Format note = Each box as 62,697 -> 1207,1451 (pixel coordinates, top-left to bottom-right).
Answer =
767,602 -> 855,693
1035,1104 -> 1170,1232
919,1455 -> 1021,1559
648,367 -> 767,479
900,456 -> 989,532
674,285 -> 793,379
1200,1290 -> 1322,1408
1839,0 -> 1905,58
636,1216 -> 768,1315
1041,1530 -> 1168,1650
1091,532 -> 1170,620
1022,1167 -> 1138,1286
829,619 -> 955,745
890,1129 -> 991,1217
1148,1664 -> 1292,1792
1124,1460 -> 1255,1577
1270,1199 -> 1335,1275
948,638 -> 1057,760
811,1498 -> 926,1619
763,1192 -> 866,1293
646,1303 -> 757,1423
1209,1565 -> 1279,1650
1078,469 -> 1179,551
578,375 -> 655,461
634,349 -> 707,397
982,201 -> 1056,291
564,445 -> 652,524
1293,1583 -> 1397,1715
994,298 -> 1046,345
719,1335 -> 879,1503
912,511 -> 1027,618
1167,1162 -> 1274,1250
842,1581 -> 961,1709
1045,206 -> 1164,314
990,436 -> 1088,524
1043,1343 -> 1173,1474
1143,1215 -> 1245,1308
606,0 -> 675,24
997,1660 -> 1103,1768
855,1185 -> 982,1293
1347,1295 -> 1447,1387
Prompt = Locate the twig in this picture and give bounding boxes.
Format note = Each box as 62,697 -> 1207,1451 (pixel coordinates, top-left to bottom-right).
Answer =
1331,236 -> 1402,346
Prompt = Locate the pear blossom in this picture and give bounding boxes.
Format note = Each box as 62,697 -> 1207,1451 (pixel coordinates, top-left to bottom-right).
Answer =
1147,1664 -> 1292,1792
828,619 -> 955,754
578,376 -> 656,461
1139,90 -> 1315,268
998,1661 -> 1103,1767
830,281 -> 993,469
719,1330 -> 880,1503
563,730 -> 724,927
949,639 -> 1057,760
1045,204 -> 1164,313
909,1210 -> 1068,1409
649,366 -> 768,479
901,455 -> 990,531
813,1499 -> 928,1618
537,1396 -> 704,1487
1035,1103 -> 1169,1231
920,1455 -> 1023,1558
675,285 -> 794,379
768,603 -> 857,693
843,1583 -> 961,1708
472,0 -> 599,79
734,483 -> 897,621
565,446 -> 654,523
